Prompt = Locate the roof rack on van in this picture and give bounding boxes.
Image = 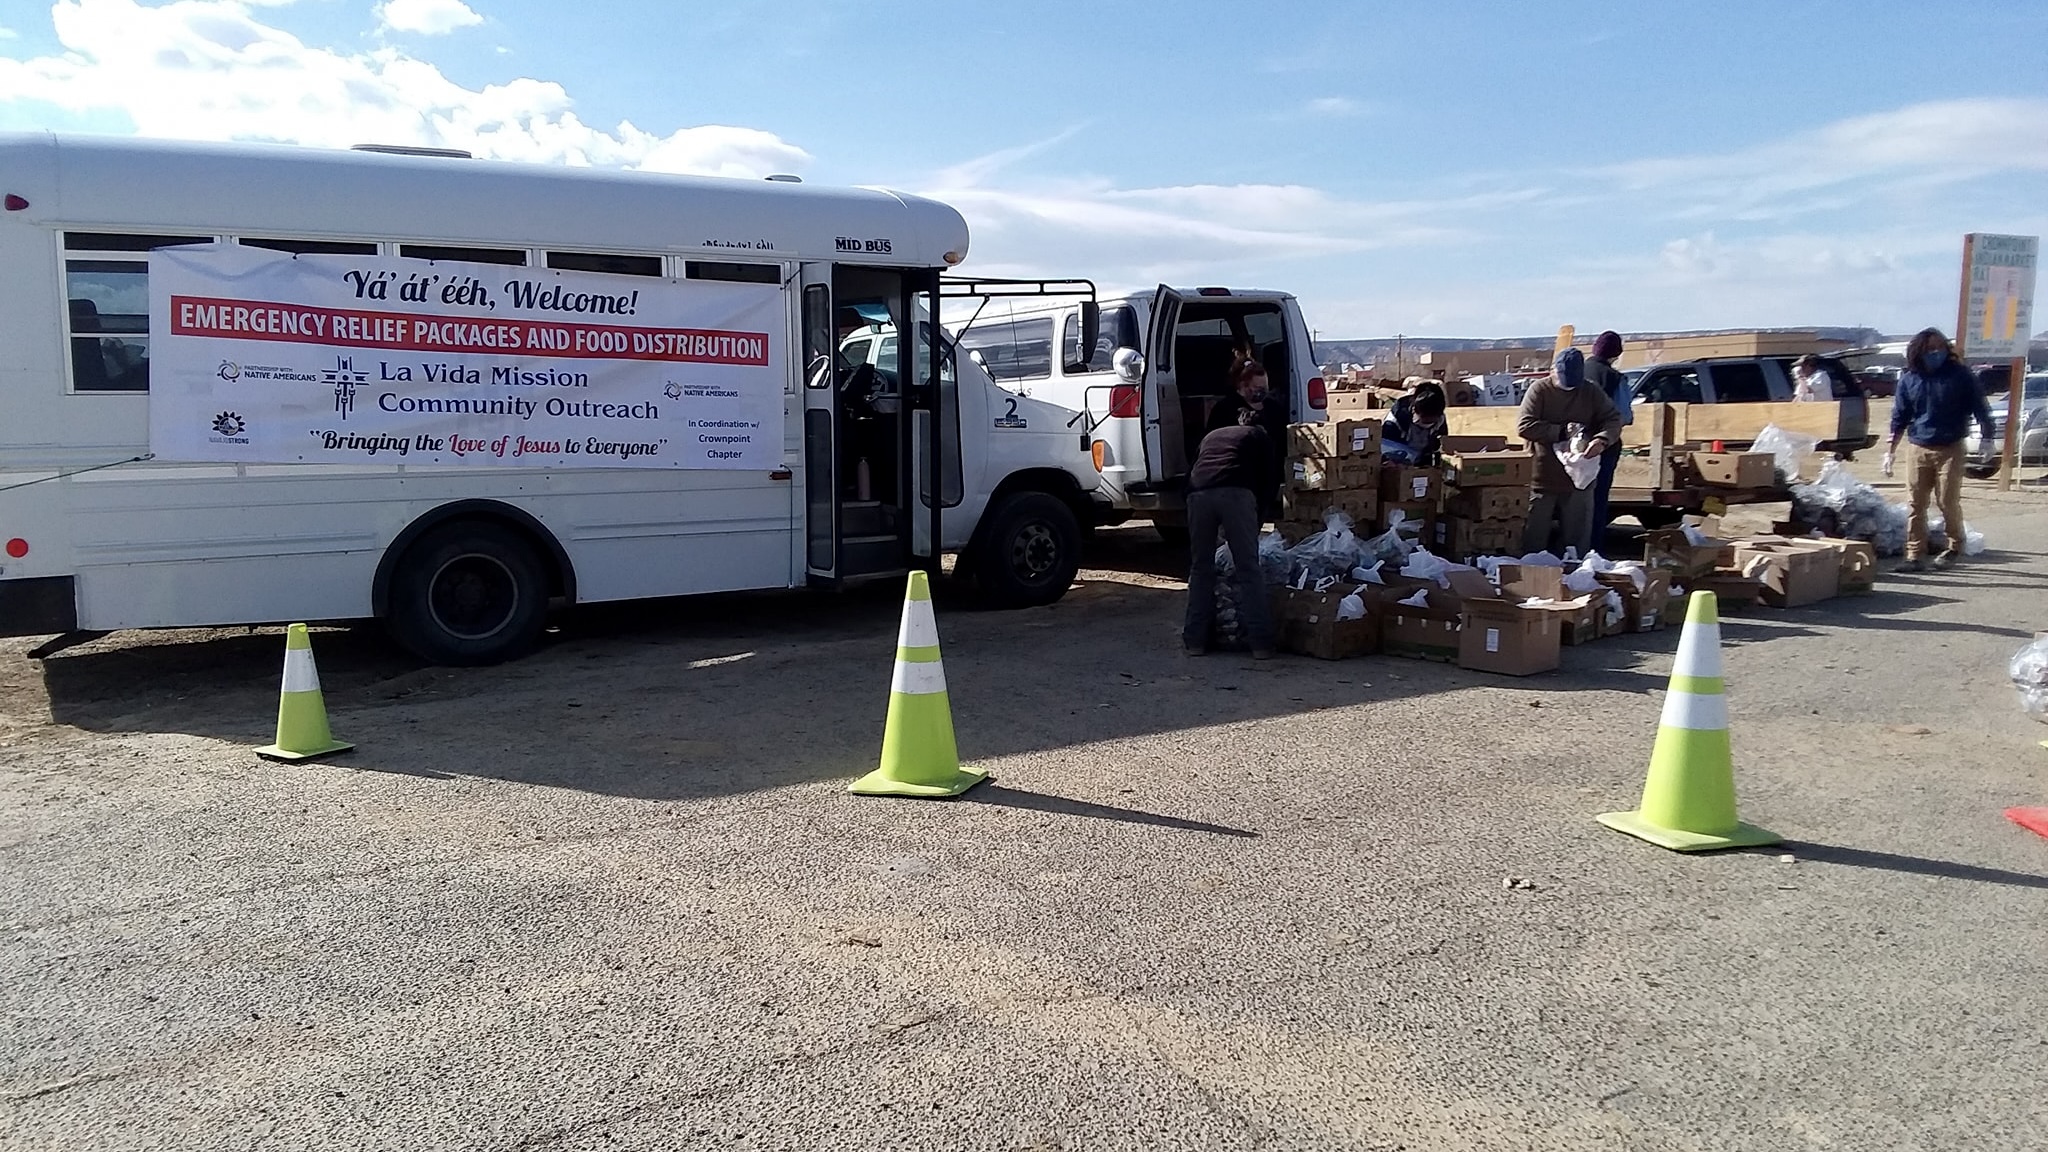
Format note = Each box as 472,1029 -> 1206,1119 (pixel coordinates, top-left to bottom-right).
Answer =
350,144 -> 474,159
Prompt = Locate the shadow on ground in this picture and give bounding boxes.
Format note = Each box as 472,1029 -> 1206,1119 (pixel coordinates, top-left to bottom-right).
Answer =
15,525 -> 1992,803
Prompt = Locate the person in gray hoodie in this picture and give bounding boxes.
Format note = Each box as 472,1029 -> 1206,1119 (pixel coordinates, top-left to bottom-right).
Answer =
1518,347 -> 1623,557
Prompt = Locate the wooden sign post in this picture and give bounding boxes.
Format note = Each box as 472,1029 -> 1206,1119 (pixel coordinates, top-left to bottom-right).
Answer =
1956,233 -> 2038,491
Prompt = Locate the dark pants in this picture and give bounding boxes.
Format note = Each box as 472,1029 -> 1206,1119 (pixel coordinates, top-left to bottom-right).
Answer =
1590,441 -> 1624,549
1523,487 -> 1596,559
1183,486 -> 1274,651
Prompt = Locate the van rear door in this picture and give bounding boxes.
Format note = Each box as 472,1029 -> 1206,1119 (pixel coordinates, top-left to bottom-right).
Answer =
1143,285 -> 1187,480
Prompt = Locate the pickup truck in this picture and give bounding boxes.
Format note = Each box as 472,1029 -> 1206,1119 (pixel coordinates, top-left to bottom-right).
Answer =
1627,355 -> 1874,451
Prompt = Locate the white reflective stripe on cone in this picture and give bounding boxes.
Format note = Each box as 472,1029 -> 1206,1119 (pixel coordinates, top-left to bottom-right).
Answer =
1659,688 -> 1728,731
281,647 -> 322,694
891,658 -> 948,696
1670,621 -> 1723,679
896,597 -> 941,649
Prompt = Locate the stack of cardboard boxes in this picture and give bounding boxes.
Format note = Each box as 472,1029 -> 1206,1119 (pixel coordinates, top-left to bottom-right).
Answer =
1643,516 -> 1876,611
1281,420 -> 1383,539
1435,437 -> 1536,562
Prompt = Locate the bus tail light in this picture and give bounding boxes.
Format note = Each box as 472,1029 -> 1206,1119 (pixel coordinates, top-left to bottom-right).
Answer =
1107,384 -> 1141,418
1091,440 -> 1107,472
1307,376 -> 1327,411
4,195 -> 28,212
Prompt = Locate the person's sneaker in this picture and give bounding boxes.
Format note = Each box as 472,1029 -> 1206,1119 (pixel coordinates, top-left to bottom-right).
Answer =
1933,550 -> 1958,570
1896,557 -> 1926,572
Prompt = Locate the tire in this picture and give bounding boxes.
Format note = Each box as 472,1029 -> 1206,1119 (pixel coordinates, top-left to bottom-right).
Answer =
973,492 -> 1082,608
386,520 -> 550,665
1965,463 -> 2000,480
1632,508 -> 1683,530
1154,523 -> 1190,548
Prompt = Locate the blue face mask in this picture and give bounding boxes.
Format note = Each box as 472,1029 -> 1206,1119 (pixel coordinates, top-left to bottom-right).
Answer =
1924,349 -> 1949,370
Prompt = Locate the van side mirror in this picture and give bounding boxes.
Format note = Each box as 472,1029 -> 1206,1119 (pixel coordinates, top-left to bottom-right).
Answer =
1112,347 -> 1145,382
1078,301 -> 1101,362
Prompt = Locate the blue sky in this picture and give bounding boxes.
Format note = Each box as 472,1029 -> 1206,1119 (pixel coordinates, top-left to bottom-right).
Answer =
1,0 -> 2044,337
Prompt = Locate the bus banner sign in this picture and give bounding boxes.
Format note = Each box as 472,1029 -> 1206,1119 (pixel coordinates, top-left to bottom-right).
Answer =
148,247 -> 786,469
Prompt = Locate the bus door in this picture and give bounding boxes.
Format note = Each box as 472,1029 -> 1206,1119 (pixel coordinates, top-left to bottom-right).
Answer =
806,265 -> 920,583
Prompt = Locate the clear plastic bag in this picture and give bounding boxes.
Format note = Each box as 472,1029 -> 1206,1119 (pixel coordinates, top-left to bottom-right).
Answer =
1363,510 -> 1421,563
1753,423 -> 1823,481
1285,510 -> 1365,585
2011,636 -> 2048,723
1399,547 -> 1456,587
1337,592 -> 1367,621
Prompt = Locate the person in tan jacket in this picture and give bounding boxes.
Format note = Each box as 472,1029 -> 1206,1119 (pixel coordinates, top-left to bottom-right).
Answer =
1518,347 -> 1623,557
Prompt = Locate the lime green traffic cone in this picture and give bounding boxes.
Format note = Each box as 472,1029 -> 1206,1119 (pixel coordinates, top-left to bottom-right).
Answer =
255,624 -> 354,763
850,571 -> 987,798
1597,591 -> 1777,851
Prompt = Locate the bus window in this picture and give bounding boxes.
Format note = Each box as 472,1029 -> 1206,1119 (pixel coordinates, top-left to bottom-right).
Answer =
547,251 -> 662,277
399,244 -> 527,265
685,261 -> 779,284
239,238 -> 379,256
61,233 -> 211,393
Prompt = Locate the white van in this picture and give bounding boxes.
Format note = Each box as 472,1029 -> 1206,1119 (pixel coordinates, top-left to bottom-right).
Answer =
0,133 -> 1103,663
951,287 -> 1326,532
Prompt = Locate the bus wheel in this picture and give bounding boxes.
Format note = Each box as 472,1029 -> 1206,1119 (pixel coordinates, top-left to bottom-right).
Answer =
975,492 -> 1081,608
387,521 -> 549,665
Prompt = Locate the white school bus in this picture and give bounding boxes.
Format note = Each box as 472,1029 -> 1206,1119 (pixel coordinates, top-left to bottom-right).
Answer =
0,134 -> 1105,663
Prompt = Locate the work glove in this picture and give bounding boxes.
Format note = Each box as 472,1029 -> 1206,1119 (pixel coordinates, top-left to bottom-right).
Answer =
1880,451 -> 1895,478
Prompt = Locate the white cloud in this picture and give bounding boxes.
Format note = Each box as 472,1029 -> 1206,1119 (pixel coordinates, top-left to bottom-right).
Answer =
0,25 -> 18,39
0,0 -> 808,178
1302,96 -> 1366,118
376,0 -> 483,36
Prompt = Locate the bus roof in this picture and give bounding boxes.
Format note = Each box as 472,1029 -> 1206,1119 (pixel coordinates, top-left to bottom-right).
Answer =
0,132 -> 969,268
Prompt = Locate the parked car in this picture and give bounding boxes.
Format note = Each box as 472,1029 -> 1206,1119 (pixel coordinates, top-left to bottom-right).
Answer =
1628,355 -> 1874,449
1964,372 -> 2048,478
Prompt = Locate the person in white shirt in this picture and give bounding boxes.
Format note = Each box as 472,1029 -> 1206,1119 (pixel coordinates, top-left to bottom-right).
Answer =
1792,354 -> 1835,402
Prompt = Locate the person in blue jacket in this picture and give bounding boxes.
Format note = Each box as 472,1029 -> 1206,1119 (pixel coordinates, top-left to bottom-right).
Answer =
1584,330 -> 1632,539
1884,327 -> 1995,570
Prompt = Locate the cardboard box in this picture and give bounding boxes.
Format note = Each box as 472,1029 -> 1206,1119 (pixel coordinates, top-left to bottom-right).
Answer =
1281,488 -> 1379,526
1694,571 -> 1763,609
1276,583 -> 1379,660
1334,454 -> 1383,489
1689,451 -> 1776,489
1529,595 -> 1602,646
1434,515 -> 1526,559
1494,563 -> 1563,602
1594,570 -> 1672,632
1323,391 -> 1381,420
1289,420 -> 1382,460
1785,537 -> 1876,595
1730,543 -> 1838,607
1442,449 -> 1535,488
1440,434 -> 1510,454
1644,525 -> 1729,580
1611,453 -> 1669,491
1287,455 -> 1341,491
1380,569 -> 1494,662
1444,485 -> 1530,521
1381,499 -> 1437,529
1380,463 -> 1442,504
1459,597 -> 1562,676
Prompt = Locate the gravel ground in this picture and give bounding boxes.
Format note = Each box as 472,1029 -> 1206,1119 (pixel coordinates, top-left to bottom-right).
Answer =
3,473 -> 2045,1151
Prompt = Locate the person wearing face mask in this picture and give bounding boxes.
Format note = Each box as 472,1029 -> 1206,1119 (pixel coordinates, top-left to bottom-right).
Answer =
1584,330 -> 1631,541
1381,382 -> 1448,465
1204,357 -> 1285,507
1517,347 -> 1622,557
1885,327 -> 1994,571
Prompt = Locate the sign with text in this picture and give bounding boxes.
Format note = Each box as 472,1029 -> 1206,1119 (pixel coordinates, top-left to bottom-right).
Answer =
148,247 -> 786,469
1958,233 -> 2038,361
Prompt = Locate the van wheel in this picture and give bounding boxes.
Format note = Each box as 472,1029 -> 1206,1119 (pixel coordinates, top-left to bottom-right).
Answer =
975,492 -> 1081,608
386,521 -> 549,665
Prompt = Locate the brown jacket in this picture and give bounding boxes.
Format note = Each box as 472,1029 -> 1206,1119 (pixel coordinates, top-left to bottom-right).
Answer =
1517,378 -> 1623,494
